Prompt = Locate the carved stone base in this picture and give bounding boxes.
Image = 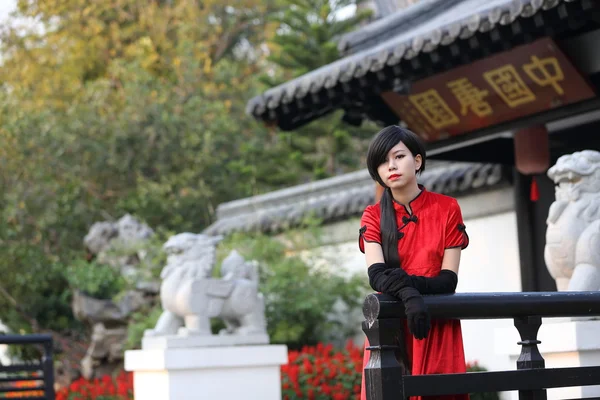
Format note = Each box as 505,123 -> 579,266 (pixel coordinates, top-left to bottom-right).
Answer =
124,344 -> 287,400
141,333 -> 270,350
496,319 -> 600,400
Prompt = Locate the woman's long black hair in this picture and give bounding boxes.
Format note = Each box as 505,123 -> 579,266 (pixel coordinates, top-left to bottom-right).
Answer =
366,126 -> 427,268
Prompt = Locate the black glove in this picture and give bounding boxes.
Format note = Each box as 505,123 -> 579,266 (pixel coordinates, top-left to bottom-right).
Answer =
401,287 -> 431,340
368,262 -> 412,293
410,270 -> 458,294
368,263 -> 431,340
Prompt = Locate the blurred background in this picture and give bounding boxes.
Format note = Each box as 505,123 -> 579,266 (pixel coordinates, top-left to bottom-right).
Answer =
1,0 -> 599,399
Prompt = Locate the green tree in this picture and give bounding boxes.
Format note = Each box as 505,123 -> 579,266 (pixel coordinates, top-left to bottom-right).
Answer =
2,0 -> 278,109
266,0 -> 370,78
263,0 -> 377,179
0,0 -> 375,351
0,0 -> 285,335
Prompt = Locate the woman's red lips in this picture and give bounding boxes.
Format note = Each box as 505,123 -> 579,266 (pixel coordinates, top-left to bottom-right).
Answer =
388,174 -> 401,180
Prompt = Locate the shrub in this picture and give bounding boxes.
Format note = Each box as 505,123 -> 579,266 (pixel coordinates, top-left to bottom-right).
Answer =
216,231 -> 370,349
64,259 -> 126,300
124,305 -> 163,350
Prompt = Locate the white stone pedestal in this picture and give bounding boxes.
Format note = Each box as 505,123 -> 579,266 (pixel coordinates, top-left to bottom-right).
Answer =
495,319 -> 600,400
124,337 -> 288,400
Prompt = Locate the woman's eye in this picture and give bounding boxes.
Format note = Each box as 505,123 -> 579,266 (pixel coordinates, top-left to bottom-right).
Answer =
396,155 -> 404,159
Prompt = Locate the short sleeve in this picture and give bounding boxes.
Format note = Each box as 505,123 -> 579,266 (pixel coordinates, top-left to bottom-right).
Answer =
358,205 -> 381,254
445,199 -> 469,250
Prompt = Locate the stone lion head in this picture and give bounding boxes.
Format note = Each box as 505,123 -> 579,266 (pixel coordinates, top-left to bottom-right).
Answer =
162,233 -> 223,277
548,150 -> 600,202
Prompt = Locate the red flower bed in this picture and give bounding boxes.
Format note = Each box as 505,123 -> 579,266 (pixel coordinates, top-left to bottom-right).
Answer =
52,345 -> 489,400
281,341 -> 364,400
54,343 -> 364,400
56,370 -> 133,400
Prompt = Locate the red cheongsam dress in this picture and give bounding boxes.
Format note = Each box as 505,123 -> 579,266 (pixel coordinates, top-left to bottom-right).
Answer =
358,186 -> 470,400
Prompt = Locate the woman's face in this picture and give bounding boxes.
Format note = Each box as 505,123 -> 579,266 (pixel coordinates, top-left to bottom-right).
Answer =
376,141 -> 422,189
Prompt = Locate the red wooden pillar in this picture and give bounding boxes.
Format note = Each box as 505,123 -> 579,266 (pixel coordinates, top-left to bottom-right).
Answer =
512,124 -> 557,291
513,125 -> 550,201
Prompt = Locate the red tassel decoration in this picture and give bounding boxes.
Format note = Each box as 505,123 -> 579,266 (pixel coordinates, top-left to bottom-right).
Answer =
530,176 -> 539,202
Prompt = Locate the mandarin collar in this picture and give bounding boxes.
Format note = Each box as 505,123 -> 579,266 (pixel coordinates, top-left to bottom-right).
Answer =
392,185 -> 427,215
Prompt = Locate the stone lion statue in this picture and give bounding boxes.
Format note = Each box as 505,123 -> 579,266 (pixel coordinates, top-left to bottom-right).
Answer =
545,150 -> 600,291
144,232 -> 267,337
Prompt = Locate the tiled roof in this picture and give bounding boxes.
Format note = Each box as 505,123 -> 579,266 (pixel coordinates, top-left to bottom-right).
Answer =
339,0 -> 472,57
246,0 -> 591,130
203,162 -> 508,236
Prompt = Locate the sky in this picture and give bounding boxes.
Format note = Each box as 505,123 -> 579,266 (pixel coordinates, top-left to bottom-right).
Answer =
0,0 -> 16,23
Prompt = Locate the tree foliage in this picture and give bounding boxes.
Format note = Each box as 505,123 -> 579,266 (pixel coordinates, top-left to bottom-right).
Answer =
0,0 -> 376,348
262,0 -> 377,178
265,0 -> 371,79
0,0 -> 288,334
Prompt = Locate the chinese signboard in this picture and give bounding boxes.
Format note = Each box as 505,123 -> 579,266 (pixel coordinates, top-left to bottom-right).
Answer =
380,37 -> 596,142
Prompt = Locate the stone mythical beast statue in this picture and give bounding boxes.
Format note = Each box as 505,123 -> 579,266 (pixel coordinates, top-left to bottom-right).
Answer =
545,150 -> 600,291
144,233 -> 267,338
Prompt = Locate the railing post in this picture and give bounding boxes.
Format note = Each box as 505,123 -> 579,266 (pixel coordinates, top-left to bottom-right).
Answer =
362,318 -> 407,400
43,339 -> 56,400
514,316 -> 546,400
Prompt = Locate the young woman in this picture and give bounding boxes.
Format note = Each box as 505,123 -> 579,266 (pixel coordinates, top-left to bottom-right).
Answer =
359,126 -> 470,400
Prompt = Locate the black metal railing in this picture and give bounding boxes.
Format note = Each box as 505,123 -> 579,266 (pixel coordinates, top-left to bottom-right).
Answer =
0,334 -> 55,400
362,292 -> 600,400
